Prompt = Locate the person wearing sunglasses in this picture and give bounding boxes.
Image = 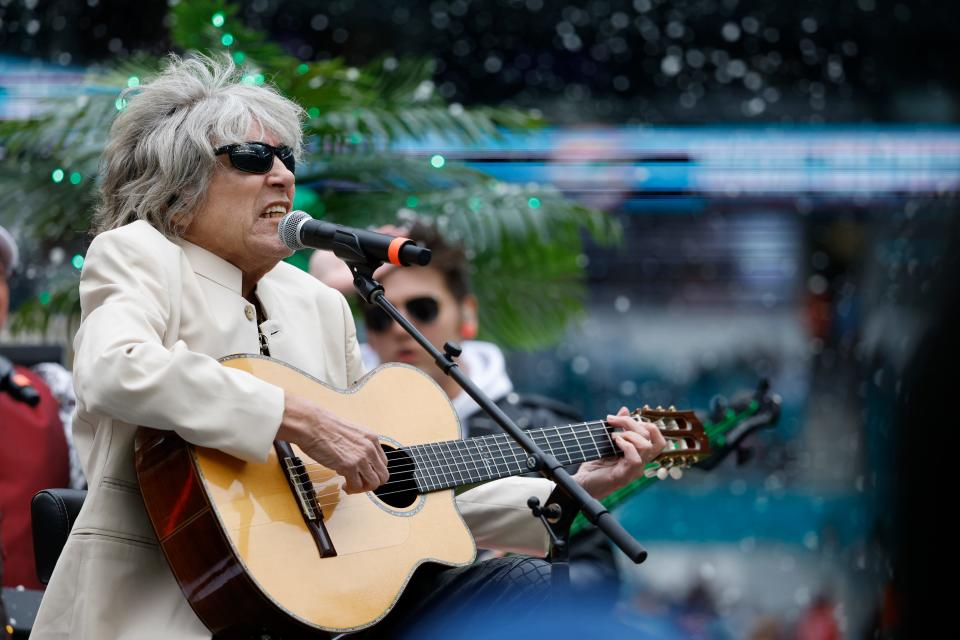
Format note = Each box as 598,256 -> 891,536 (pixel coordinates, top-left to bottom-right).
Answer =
33,55 -> 390,640
33,55 -> 662,640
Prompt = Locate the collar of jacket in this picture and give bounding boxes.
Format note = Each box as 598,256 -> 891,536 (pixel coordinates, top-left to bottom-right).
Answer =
172,237 -> 243,294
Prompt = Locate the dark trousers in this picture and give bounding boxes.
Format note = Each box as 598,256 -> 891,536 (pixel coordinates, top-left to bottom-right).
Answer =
348,556 -> 552,639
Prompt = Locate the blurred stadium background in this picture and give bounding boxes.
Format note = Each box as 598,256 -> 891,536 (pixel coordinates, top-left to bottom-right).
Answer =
3,1 -> 957,637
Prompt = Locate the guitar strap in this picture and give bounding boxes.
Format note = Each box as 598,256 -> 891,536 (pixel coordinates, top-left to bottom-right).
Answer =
251,293 -> 270,357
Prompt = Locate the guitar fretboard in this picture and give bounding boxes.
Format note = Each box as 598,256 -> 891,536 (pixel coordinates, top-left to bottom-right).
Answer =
405,421 -> 620,493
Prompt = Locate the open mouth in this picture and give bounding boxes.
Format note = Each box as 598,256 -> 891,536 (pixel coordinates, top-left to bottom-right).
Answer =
260,204 -> 288,219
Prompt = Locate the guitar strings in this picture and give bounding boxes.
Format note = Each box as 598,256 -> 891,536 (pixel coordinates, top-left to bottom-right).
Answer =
295,429 -> 626,478
294,440 -> 689,495
293,415 -> 682,470
299,435 -> 700,509
296,421 -> 624,474
296,423 -> 689,477
297,446 -> 620,507
297,435 -> 663,501
302,437 -> 704,509
291,423 -> 625,503
300,448 -> 623,505
295,441 -> 623,496
295,417 -> 681,471
289,428 -> 697,508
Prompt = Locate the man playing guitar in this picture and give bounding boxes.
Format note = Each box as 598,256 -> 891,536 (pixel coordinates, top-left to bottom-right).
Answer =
30,54 -> 664,639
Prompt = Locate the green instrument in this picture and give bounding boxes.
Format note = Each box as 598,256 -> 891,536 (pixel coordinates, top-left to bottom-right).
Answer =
570,382 -> 781,537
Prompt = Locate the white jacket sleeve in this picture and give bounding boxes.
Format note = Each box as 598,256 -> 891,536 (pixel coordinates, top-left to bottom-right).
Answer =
456,476 -> 554,555
72,229 -> 283,463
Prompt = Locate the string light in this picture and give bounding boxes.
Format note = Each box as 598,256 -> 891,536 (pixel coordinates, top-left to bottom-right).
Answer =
406,196 -> 419,208
430,154 -> 445,168
71,254 -> 85,270
69,172 -> 82,185
232,51 -> 246,64
528,197 -> 541,209
211,12 -> 225,28
221,33 -> 234,47
127,76 -> 139,88
51,168 -> 65,183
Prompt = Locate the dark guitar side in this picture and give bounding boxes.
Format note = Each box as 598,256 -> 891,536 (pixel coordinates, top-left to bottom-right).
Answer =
134,427 -> 328,639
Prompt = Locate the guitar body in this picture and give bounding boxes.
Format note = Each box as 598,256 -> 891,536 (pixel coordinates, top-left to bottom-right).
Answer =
134,356 -> 476,638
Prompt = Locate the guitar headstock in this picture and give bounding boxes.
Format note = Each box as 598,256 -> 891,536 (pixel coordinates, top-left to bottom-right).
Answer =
632,405 -> 712,480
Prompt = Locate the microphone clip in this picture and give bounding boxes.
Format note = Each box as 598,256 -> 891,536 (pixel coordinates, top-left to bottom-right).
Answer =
330,229 -> 373,268
348,261 -> 385,305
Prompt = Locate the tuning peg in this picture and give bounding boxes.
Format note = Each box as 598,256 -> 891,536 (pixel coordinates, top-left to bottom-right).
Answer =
669,467 -> 683,480
644,466 -> 659,478
656,405 -> 664,411
642,404 -> 651,411
668,405 -> 676,412
656,467 -> 669,480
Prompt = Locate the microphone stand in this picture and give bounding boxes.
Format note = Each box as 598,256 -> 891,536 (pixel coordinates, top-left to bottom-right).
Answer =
345,259 -> 648,592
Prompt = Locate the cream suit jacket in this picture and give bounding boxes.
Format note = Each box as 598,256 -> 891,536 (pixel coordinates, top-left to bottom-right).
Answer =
31,221 -> 552,639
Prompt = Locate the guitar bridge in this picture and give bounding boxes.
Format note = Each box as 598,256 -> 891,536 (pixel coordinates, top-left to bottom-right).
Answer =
275,442 -> 337,558
284,456 -> 318,521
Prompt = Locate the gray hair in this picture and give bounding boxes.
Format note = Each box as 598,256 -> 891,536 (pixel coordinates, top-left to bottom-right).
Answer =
94,54 -> 305,236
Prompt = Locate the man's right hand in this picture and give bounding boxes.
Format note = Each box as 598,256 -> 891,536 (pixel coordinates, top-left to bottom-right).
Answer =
277,393 -> 390,494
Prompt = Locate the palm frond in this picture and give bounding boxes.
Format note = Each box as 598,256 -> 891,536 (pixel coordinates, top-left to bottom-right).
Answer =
1,0 -> 617,351
317,178 -> 620,349
297,154 -> 491,193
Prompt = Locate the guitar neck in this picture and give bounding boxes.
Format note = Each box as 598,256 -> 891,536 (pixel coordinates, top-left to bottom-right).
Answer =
405,421 -> 620,493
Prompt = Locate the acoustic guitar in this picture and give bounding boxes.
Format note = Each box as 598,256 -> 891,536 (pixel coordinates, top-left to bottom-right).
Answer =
134,355 -> 709,638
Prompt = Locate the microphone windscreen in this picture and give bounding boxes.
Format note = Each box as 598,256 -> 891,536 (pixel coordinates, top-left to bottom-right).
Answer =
279,210 -> 311,250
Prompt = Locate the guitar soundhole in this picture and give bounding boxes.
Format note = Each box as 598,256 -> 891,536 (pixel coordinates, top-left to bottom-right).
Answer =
373,444 -> 419,509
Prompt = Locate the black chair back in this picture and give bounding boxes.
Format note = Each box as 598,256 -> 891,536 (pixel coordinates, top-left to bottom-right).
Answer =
30,488 -> 86,584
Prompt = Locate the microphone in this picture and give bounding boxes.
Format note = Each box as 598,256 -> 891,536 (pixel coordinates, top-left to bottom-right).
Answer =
279,211 -> 431,267
0,354 -> 41,407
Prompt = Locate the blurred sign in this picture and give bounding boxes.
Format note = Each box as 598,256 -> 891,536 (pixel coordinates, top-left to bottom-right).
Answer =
394,126 -> 960,201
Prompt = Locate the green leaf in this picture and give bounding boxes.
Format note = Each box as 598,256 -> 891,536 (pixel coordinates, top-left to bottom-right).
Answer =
318,179 -> 619,349
1,0 -> 616,351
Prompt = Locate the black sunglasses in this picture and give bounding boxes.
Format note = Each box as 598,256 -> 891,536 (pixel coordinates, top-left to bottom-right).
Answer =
363,296 -> 440,333
214,141 -> 295,174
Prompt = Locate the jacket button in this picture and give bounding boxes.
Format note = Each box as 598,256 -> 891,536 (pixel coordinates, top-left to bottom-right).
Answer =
244,305 -> 255,321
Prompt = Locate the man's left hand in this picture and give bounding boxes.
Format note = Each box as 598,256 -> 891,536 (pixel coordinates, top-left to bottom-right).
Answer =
572,406 -> 667,500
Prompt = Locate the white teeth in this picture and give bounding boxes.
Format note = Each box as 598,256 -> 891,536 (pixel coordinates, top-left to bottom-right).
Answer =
260,205 -> 287,218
